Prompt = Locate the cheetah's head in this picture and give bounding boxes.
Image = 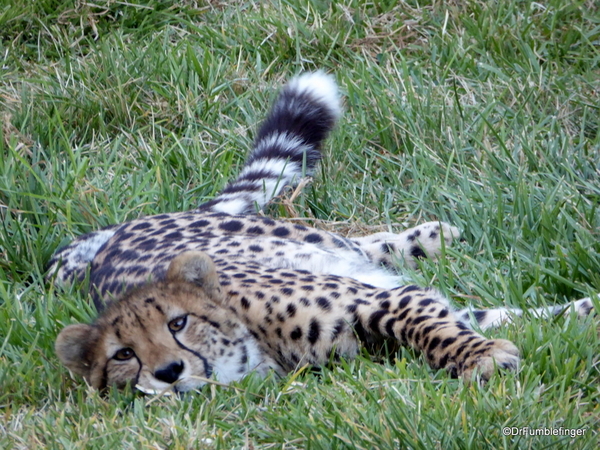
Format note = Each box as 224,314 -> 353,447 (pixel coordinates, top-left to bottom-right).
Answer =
55,252 -> 276,393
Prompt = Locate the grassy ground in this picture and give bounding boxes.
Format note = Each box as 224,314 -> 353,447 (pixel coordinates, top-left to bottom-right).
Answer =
1,0 -> 599,448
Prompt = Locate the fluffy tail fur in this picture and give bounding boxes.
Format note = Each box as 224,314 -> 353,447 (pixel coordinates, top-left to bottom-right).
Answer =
201,71 -> 340,214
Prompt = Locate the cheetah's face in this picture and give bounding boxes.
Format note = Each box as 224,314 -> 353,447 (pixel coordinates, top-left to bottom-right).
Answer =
56,252 -> 269,393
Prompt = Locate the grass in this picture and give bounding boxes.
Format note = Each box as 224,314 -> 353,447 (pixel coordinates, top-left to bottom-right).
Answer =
1,0 -> 599,448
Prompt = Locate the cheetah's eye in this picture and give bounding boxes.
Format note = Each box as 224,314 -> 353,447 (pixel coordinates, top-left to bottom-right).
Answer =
114,347 -> 135,361
168,315 -> 188,332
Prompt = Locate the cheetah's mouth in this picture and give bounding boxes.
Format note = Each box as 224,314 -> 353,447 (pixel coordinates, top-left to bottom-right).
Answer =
135,374 -> 215,395
135,384 -> 174,396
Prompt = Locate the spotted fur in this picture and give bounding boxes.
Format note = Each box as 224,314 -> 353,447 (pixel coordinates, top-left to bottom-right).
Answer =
53,72 -> 595,393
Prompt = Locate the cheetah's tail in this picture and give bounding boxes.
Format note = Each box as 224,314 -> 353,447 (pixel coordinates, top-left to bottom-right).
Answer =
201,71 -> 341,214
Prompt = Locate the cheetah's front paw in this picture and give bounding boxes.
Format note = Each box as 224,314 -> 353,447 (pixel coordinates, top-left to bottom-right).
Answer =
460,339 -> 520,382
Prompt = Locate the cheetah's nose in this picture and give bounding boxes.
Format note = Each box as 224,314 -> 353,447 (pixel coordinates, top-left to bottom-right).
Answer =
154,361 -> 184,384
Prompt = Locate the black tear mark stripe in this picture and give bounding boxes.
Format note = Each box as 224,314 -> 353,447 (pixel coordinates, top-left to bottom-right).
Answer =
173,337 -> 213,378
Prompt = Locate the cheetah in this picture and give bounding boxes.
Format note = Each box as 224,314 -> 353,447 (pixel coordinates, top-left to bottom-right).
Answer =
52,72 -> 595,393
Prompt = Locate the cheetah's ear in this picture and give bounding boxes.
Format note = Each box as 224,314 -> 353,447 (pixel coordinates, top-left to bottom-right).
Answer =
166,251 -> 225,302
55,323 -> 100,379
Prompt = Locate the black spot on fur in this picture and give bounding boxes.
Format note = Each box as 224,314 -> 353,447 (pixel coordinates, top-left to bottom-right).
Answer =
396,309 -> 410,321
131,222 -> 152,230
407,230 -> 421,241
149,227 -> 168,236
159,219 -> 176,227
400,285 -> 421,294
381,243 -> 394,254
384,317 -> 397,338
137,238 -> 157,251
189,219 -> 210,228
247,226 -> 264,235
240,297 -> 251,309
273,227 -> 291,237
331,319 -> 345,340
316,297 -> 331,311
304,233 -> 323,244
411,315 -> 431,326
308,319 -> 321,344
332,238 -> 348,249
419,298 -> 434,307
165,231 -> 183,240
240,347 -> 249,364
438,354 -> 450,370
120,249 -> 139,261
368,310 -> 387,331
286,303 -> 297,317
290,326 -> 302,340
260,218 -> 276,226
219,220 -> 244,232
376,291 -> 390,300
398,296 -> 412,309
472,310 -> 487,324
379,300 -> 390,309
441,337 -> 456,349
410,246 -> 427,259
427,337 -> 441,353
